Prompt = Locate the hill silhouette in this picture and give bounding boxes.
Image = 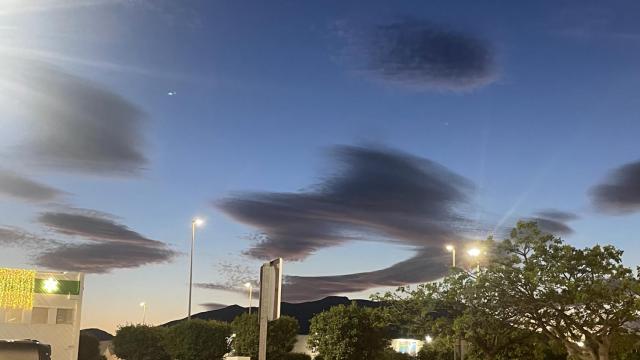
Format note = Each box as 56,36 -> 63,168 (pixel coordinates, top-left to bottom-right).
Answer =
163,296 -> 379,334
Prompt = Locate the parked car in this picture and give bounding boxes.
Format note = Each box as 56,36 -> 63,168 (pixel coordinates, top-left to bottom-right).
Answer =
0,340 -> 51,360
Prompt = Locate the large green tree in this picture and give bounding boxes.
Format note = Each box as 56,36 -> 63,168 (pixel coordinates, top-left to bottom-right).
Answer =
164,319 -> 232,360
479,221 -> 640,360
112,325 -> 170,360
230,313 -> 300,359
375,268 -> 544,360
308,302 -> 389,360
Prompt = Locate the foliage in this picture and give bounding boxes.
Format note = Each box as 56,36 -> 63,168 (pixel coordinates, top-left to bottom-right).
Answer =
78,333 -> 103,360
267,315 -> 299,358
281,353 -> 312,360
308,302 -> 390,360
479,221 -> 640,360
164,319 -> 232,360
112,324 -> 170,360
610,332 -> 640,360
231,312 -> 300,359
417,337 -> 454,360
377,221 -> 640,360
231,313 -> 260,358
381,348 -> 413,360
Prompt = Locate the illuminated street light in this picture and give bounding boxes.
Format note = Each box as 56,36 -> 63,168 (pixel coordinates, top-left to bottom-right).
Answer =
244,282 -> 253,315
445,245 -> 456,267
139,302 -> 147,324
425,335 -> 433,344
188,217 -> 205,320
467,247 -> 481,271
43,277 -> 59,293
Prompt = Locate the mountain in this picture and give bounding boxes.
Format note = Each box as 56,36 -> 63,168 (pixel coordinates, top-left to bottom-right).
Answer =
163,296 -> 380,334
81,328 -> 113,341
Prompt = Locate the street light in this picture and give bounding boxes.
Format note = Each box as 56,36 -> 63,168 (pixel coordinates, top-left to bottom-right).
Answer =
445,245 -> 456,267
244,282 -> 253,315
188,217 -> 204,320
425,335 -> 433,344
467,247 -> 481,271
139,302 -> 147,324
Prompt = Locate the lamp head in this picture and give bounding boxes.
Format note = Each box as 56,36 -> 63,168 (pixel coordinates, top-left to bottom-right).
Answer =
467,247 -> 481,257
445,245 -> 454,252
425,335 -> 433,344
244,282 -> 252,288
43,277 -> 59,293
140,302 -> 146,307
193,218 -> 204,227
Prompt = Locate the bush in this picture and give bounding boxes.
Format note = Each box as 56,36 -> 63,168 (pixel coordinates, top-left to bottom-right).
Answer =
231,313 -> 300,359
164,319 -> 232,360
308,303 -> 390,360
78,334 -> 102,360
381,349 -> 413,360
231,313 -> 259,358
282,353 -> 312,360
112,324 -> 170,360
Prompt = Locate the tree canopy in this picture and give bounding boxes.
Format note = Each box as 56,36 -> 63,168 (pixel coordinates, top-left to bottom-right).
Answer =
78,333 -> 104,360
112,324 -> 170,360
377,221 -> 640,360
308,302 -> 390,360
230,312 -> 300,359
164,319 -> 232,360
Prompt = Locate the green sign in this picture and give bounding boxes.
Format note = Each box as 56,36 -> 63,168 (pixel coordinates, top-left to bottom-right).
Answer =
34,279 -> 81,295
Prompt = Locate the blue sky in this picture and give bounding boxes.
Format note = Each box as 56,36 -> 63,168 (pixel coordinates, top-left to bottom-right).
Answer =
1,0 -> 640,332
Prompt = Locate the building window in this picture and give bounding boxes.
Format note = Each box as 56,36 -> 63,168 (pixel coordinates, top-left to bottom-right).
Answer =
56,308 -> 74,325
31,307 -> 49,324
5,308 -> 24,323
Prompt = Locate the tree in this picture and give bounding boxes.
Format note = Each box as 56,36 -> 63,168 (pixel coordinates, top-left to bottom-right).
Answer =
267,315 -> 299,359
112,324 -> 170,360
231,312 -> 300,359
164,319 -> 231,360
231,313 -> 260,359
479,221 -> 640,360
375,268 -> 543,360
308,302 -> 390,360
78,333 -> 104,360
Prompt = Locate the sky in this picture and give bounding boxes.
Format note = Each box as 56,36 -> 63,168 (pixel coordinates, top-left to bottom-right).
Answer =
1,0 -> 640,333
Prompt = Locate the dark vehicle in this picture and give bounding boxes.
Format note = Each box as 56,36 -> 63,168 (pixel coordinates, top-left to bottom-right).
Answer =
0,340 -> 51,360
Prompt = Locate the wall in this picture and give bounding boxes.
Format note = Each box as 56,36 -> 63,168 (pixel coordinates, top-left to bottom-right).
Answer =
0,271 -> 84,360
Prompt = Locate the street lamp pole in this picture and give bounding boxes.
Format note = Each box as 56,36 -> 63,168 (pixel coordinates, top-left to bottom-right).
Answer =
245,282 -> 253,315
188,218 -> 204,320
446,245 -> 456,267
140,302 -> 147,324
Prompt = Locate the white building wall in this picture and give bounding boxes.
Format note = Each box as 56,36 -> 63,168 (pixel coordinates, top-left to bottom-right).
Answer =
0,271 -> 84,360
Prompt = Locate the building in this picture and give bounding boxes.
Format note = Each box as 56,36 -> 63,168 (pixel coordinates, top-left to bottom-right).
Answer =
0,268 -> 84,360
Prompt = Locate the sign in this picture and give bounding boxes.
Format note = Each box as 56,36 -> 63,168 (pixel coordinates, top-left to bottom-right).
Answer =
258,258 -> 283,360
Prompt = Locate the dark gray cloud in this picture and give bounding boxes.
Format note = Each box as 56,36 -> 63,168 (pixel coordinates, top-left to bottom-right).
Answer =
195,282 -> 258,297
0,170 -> 66,202
283,247 -> 449,302
530,209 -> 579,235
591,161 -> 640,214
216,145 -> 475,299
200,303 -> 229,311
218,146 -> 473,261
2,56 -> 147,175
535,209 -> 579,222
0,226 -> 59,250
35,241 -> 176,274
38,211 -> 154,244
34,209 -> 177,273
337,19 -> 497,91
